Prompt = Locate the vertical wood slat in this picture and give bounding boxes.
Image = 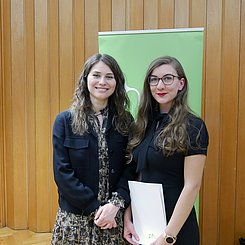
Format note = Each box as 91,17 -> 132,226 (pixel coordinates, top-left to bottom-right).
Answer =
144,0 -> 158,29
59,0 -> 74,111
74,0 -> 85,80
0,0 -> 5,228
25,0 -> 36,231
158,0 -> 174,29
189,2 -> 207,241
34,0 -> 50,231
235,0 -> 245,241
190,0 -> 206,28
10,0 -> 28,228
112,0 -> 126,31
219,0 -> 240,244
84,0 -> 99,59
48,0 -> 59,229
0,79 -> 4,228
175,0 -> 190,27
2,0 -> 14,228
126,0 -> 144,30
201,0 -> 223,244
99,0 -> 112,32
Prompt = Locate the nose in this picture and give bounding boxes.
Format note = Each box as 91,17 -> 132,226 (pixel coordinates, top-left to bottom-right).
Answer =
98,76 -> 107,84
156,78 -> 166,88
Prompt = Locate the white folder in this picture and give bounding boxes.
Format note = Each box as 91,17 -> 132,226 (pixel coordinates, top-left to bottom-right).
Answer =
128,181 -> 167,245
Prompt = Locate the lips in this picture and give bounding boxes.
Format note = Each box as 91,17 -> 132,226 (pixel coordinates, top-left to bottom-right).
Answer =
156,92 -> 167,96
95,87 -> 109,91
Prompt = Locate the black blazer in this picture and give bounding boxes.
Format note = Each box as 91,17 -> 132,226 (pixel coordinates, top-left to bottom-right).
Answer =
53,110 -> 132,215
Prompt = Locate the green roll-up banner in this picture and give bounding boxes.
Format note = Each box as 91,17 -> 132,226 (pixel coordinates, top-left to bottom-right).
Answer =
98,28 -> 204,215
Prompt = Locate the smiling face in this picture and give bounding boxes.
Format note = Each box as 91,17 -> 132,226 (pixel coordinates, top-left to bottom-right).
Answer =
149,64 -> 185,113
87,61 -> 116,109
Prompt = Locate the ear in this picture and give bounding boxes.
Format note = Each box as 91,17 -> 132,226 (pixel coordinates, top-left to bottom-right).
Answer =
178,78 -> 185,91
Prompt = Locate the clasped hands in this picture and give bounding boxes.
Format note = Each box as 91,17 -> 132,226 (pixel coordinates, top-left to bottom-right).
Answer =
94,203 -> 119,229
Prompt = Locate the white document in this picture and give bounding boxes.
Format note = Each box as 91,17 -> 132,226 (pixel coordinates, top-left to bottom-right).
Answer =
128,181 -> 167,245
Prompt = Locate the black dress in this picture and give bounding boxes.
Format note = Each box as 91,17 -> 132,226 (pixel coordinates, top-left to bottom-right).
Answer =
132,113 -> 209,245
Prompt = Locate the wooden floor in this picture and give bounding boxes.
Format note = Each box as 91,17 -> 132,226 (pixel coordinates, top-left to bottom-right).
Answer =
0,227 -> 52,244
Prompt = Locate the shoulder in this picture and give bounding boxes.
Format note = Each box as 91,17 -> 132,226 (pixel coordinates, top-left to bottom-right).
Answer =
53,110 -> 72,129
56,110 -> 71,120
186,113 -> 209,150
187,113 -> 208,134
54,110 -> 71,123
187,113 -> 204,125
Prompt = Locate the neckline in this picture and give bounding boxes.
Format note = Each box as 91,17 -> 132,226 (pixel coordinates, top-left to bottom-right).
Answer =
94,106 -> 108,117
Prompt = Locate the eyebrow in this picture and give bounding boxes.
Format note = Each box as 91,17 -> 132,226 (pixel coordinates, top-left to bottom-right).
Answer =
150,73 -> 177,77
92,70 -> 114,75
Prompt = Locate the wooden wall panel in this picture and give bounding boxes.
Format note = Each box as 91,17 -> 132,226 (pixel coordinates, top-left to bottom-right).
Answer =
201,0 -> 223,244
2,0 -> 13,229
48,0 -> 60,229
219,0 -> 240,244
59,0 -> 74,111
74,0 -> 85,79
189,1 -> 207,240
0,0 -> 5,228
84,0 -> 99,59
159,0 -> 174,29
112,0 -> 126,30
34,0 -> 50,231
235,0 -> 245,241
190,0 -> 206,28
0,1 -> 245,244
26,0 -> 37,232
175,0 -> 189,27
9,0 -> 28,228
144,0 -> 158,29
126,0 -> 143,30
100,0 -> 112,31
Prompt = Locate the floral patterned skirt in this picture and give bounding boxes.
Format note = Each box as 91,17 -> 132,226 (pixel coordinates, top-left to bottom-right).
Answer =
51,208 -> 129,245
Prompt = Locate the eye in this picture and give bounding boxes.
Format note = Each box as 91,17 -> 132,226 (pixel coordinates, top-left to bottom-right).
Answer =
149,76 -> 158,82
106,75 -> 114,80
164,75 -> 173,81
92,74 -> 100,79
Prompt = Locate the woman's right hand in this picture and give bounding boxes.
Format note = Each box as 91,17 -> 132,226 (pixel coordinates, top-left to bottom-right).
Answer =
94,203 -> 119,229
123,206 -> 140,244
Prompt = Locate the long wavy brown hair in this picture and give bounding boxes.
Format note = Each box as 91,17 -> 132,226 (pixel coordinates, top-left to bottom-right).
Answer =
127,56 -> 192,159
70,53 -> 131,135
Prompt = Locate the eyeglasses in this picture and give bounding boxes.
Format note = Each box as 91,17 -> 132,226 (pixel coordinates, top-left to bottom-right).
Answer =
148,74 -> 180,86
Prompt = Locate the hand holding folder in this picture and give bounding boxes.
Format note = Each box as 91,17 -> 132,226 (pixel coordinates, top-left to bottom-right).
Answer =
128,181 -> 167,245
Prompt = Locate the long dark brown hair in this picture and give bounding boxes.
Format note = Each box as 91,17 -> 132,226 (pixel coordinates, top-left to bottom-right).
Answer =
127,56 -> 191,159
70,53 -> 131,135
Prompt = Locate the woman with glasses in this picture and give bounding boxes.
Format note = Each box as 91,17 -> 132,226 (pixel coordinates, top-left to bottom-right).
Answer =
123,56 -> 209,245
51,53 -> 133,244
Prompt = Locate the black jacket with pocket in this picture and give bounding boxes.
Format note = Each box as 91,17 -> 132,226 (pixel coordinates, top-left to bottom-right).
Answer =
52,110 -> 133,215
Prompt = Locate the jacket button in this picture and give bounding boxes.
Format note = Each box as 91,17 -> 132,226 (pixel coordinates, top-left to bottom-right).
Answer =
111,168 -> 115,174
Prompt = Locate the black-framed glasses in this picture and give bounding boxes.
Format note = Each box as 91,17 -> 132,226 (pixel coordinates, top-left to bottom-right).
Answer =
148,74 -> 180,86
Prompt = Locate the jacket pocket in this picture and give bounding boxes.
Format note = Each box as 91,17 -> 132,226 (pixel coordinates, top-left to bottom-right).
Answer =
64,137 -> 89,168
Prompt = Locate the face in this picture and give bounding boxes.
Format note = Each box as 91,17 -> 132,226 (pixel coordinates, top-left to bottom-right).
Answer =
149,64 -> 185,113
87,61 -> 116,107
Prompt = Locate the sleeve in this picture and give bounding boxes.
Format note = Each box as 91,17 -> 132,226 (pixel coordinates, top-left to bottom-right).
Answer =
186,116 -> 209,156
115,160 -> 138,208
107,192 -> 125,209
53,112 -> 101,215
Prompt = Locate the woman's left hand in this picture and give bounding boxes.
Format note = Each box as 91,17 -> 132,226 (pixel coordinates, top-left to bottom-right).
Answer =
94,203 -> 119,229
